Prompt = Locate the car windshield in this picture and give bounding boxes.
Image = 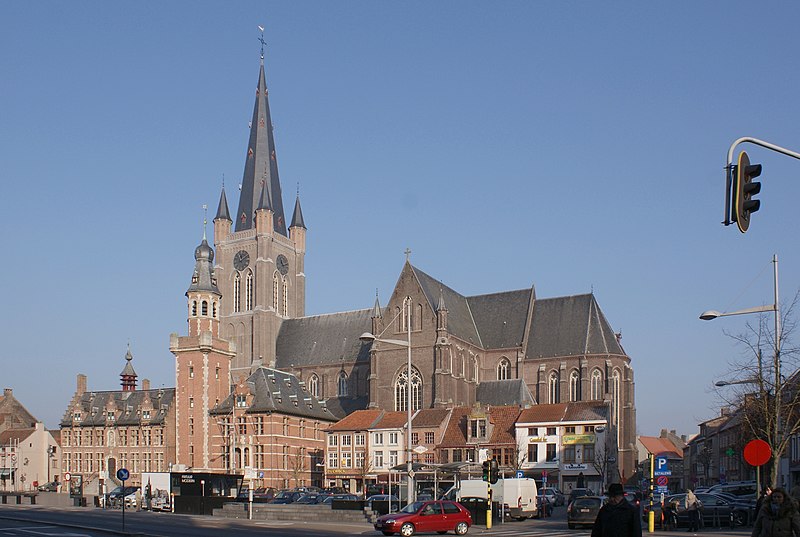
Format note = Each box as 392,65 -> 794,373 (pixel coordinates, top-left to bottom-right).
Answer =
574,498 -> 601,508
401,501 -> 427,514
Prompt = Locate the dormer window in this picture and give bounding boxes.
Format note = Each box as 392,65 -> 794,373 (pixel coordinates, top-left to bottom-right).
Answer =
142,410 -> 151,420
73,412 -> 82,422
107,412 -> 115,422
469,418 -> 487,441
235,394 -> 247,408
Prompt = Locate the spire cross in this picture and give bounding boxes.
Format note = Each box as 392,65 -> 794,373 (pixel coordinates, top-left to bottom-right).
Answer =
258,25 -> 266,60
202,204 -> 208,240
405,248 -> 412,261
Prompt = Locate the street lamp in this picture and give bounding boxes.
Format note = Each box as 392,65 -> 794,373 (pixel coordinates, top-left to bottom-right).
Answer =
701,254 -> 782,487
360,295 -> 414,504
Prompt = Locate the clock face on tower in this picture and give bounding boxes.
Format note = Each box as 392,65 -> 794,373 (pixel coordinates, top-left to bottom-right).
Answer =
233,250 -> 250,271
276,254 -> 289,275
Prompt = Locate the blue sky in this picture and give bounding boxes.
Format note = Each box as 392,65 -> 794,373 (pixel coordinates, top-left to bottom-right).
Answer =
2,2 -> 799,438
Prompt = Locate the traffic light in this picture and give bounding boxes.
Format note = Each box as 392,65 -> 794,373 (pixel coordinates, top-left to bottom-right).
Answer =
732,150 -> 762,233
482,461 -> 490,482
489,459 -> 499,484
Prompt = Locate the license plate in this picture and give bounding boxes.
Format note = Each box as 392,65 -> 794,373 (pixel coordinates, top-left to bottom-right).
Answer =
580,508 -> 590,512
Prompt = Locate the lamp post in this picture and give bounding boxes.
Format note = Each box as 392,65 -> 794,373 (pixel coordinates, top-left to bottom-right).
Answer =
701,254 -> 782,487
361,295 -> 415,504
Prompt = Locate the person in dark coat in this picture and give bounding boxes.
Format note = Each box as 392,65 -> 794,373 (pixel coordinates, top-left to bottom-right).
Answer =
592,483 -> 642,537
752,487 -> 800,537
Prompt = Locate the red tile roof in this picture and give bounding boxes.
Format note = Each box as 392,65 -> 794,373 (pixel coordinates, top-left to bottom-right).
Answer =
326,409 -> 383,431
639,436 -> 683,458
412,409 -> 450,428
518,401 -> 606,423
0,428 -> 34,444
438,406 -> 520,448
375,411 -> 409,429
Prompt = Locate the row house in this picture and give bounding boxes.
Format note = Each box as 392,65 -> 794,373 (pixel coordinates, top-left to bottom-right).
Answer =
637,429 -> 687,494
438,405 -> 520,471
60,361 -> 177,491
0,422 -> 60,492
516,401 -> 611,493
209,367 -> 336,490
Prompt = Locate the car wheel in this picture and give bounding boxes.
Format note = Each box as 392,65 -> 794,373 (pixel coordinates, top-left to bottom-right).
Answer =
734,511 -> 747,526
400,522 -> 415,537
455,521 -> 469,535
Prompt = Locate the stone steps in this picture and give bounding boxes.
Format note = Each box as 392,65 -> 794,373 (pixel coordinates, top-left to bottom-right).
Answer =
213,502 -> 373,524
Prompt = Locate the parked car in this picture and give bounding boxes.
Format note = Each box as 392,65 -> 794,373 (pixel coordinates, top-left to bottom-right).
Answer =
567,488 -> 594,507
37,481 -> 59,492
542,487 -> 565,506
294,493 -> 329,504
643,492 -> 747,528
107,486 -> 139,508
321,493 -> 359,504
367,494 -> 402,513
374,500 -> 472,536
704,481 -> 758,499
269,490 -> 306,504
567,496 -> 603,529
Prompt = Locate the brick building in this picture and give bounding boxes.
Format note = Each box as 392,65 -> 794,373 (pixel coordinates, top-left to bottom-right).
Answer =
60,354 -> 176,489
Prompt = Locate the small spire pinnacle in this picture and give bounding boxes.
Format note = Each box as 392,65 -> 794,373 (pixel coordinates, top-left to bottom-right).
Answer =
405,248 -> 412,262
258,25 -> 266,60
202,204 -> 208,241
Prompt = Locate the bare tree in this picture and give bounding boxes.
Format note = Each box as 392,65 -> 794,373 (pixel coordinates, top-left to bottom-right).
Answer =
288,447 -> 308,487
716,290 -> 800,488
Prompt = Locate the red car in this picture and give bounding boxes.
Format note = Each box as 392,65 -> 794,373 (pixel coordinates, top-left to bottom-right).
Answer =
374,500 -> 472,536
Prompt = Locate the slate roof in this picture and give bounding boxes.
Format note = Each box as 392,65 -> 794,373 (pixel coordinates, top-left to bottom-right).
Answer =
476,380 -> 535,407
408,264 -> 624,361
211,367 -> 337,421
214,186 -> 231,221
234,60 -> 287,235
290,195 -> 306,229
60,388 -> 175,427
517,401 -> 608,424
526,294 -> 624,358
275,310 -> 373,368
320,396 -> 370,420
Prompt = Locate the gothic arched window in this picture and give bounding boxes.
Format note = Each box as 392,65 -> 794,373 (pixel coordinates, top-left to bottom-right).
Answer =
611,369 -> 621,426
497,358 -> 511,380
308,374 -> 319,398
282,277 -> 288,316
273,273 -> 279,311
245,270 -> 253,311
233,272 -> 241,313
473,357 -> 479,383
394,366 -> 422,412
548,371 -> 559,404
201,300 -> 208,316
590,369 -> 603,400
338,371 -> 348,397
569,370 -> 580,402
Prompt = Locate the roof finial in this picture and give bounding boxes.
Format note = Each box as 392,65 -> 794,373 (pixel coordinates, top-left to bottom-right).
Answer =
222,173 -> 225,189
405,247 -> 412,262
202,204 -> 208,240
296,181 -> 300,197
258,25 -> 266,60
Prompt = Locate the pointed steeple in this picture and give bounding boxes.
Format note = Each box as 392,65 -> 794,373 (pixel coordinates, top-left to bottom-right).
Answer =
234,58 -> 287,235
436,287 -> 447,312
215,187 -> 231,222
120,344 -> 138,392
257,170 -> 273,211
290,194 -> 306,229
372,291 -> 382,318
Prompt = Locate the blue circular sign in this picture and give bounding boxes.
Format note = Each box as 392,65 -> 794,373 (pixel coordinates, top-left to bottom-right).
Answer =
117,468 -> 130,481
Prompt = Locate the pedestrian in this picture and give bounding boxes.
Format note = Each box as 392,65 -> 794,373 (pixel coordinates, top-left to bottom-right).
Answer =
751,487 -> 800,537
591,483 -> 642,537
135,488 -> 142,512
663,499 -> 679,531
757,487 -> 774,516
685,488 -> 701,532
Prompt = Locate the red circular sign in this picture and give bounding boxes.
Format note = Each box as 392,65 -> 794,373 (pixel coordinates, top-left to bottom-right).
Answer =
656,476 -> 668,486
744,439 -> 772,466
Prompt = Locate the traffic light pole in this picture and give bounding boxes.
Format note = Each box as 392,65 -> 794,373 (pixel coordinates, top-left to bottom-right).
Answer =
724,137 -> 800,226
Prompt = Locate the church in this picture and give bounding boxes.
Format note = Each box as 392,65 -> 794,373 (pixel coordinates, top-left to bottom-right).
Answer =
171,47 -> 638,483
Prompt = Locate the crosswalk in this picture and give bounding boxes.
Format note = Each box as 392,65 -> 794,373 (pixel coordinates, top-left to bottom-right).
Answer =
482,526 -> 591,537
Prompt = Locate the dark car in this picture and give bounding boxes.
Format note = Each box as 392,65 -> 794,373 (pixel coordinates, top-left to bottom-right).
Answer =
567,496 -> 602,529
294,493 -> 328,504
568,488 -> 594,507
321,493 -> 359,504
269,490 -> 306,504
374,500 -> 472,536
644,492 -> 746,528
37,481 -> 59,492
542,487 -> 565,507
367,494 -> 402,514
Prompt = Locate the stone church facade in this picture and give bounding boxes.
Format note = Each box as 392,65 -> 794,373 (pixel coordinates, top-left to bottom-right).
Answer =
183,49 -> 638,480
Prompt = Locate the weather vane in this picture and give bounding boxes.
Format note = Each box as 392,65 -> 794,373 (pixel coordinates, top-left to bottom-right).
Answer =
258,25 -> 266,59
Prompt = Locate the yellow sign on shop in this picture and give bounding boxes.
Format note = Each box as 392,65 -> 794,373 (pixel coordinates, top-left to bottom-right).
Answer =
562,434 -> 596,445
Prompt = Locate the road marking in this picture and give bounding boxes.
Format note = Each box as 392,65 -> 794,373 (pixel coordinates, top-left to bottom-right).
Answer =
17,530 -> 91,537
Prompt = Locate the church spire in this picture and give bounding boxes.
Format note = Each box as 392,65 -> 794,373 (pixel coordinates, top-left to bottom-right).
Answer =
215,186 -> 231,222
290,193 -> 306,229
234,49 -> 287,235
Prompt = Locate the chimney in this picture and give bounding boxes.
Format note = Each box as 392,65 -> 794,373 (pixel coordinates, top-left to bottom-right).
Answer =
670,429 -> 676,436
142,379 -> 150,391
660,428 -> 668,438
720,406 -> 730,416
77,374 -> 87,395
3,388 -> 11,398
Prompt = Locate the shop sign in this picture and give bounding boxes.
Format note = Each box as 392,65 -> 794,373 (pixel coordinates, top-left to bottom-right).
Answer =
562,463 -> 588,471
563,434 -> 596,445
528,437 -> 548,443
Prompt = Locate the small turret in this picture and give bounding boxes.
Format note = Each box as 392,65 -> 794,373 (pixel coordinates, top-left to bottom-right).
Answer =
186,218 -> 222,337
213,186 -> 232,247
290,194 -> 306,252
120,344 -> 138,392
254,171 -> 274,235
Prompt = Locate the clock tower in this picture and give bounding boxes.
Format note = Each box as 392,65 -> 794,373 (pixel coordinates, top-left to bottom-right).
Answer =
212,52 -> 307,378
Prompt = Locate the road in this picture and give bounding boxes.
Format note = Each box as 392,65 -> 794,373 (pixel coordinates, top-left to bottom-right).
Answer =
0,503 -> 752,537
